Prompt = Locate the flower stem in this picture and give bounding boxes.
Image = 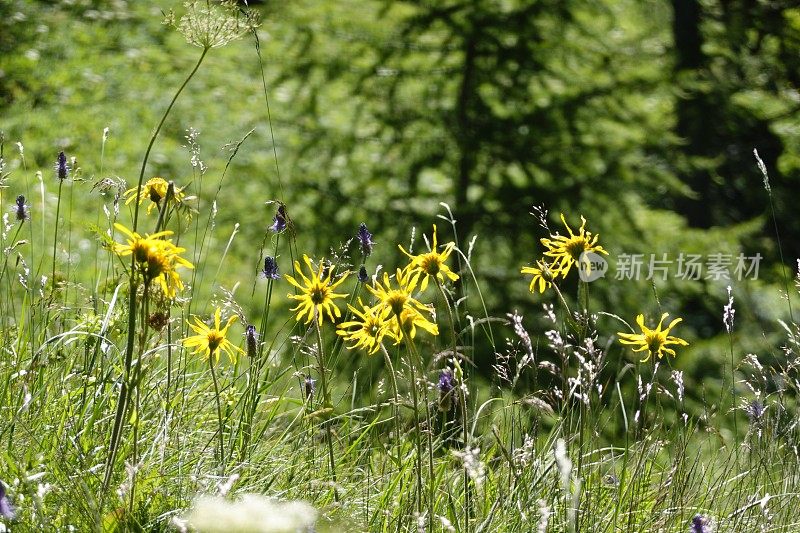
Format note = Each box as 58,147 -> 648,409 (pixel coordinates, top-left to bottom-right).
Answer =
103,47 -> 208,497
209,352 -> 225,472
314,319 -> 338,501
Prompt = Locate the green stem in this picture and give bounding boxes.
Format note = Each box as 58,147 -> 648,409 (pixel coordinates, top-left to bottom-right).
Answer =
209,352 -> 225,472
398,316 -> 424,517
315,318 -> 338,501
435,279 -> 471,522
103,47 -> 208,497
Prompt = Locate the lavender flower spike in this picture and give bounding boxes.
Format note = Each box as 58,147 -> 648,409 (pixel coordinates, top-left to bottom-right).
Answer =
357,222 -> 375,256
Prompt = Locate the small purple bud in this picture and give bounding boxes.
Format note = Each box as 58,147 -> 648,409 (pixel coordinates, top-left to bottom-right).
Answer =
14,195 -> 29,222
358,265 -> 369,283
55,151 -> 69,181
690,514 -> 710,533
304,375 -> 317,400
269,204 -> 287,233
438,369 -> 456,412
0,481 -> 15,520
745,399 -> 765,423
357,222 -> 375,256
245,325 -> 258,358
261,256 -> 280,280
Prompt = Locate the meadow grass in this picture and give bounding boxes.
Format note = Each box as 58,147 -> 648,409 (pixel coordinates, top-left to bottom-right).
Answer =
1,3 -> 800,532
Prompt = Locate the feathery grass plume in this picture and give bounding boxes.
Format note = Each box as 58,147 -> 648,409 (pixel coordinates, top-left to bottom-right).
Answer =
753,148 -> 771,193
181,494 -> 317,533
357,222 -> 375,256
723,285 -> 735,333
617,313 -> 688,362
165,0 -> 260,50
536,499 -> 550,533
399,224 -> 459,291
452,446 -> 486,489
285,254 -> 350,325
184,307 -> 243,364
540,213 -> 607,279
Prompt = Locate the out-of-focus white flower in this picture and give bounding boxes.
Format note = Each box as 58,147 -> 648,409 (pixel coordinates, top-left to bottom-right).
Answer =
182,493 -> 317,533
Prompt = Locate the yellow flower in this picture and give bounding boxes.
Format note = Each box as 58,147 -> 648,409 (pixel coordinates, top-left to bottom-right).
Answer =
124,177 -> 186,215
285,255 -> 350,325
112,223 -> 193,298
618,313 -> 688,362
367,267 -> 438,341
521,260 -> 560,294
337,298 -> 392,355
399,224 -> 459,291
540,214 -> 607,278
387,307 -> 439,343
184,307 -> 243,363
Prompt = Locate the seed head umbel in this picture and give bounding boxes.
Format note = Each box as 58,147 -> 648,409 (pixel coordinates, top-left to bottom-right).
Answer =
166,0 -> 260,50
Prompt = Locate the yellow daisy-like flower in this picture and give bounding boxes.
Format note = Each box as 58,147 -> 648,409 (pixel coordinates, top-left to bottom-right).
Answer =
617,313 -> 689,362
124,177 -> 186,214
367,267 -> 438,341
285,255 -> 350,325
336,298 -> 392,355
399,224 -> 459,291
521,260 -> 560,294
184,307 -> 243,363
540,214 -> 608,278
112,222 -> 193,298
387,307 -> 439,344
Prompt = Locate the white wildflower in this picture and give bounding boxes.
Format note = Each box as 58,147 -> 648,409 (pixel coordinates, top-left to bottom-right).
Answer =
183,494 -> 317,533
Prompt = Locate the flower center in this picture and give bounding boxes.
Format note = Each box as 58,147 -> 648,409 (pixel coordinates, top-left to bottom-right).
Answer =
421,254 -> 441,275
565,237 -> 589,260
310,284 -> 328,305
646,333 -> 664,354
386,291 -> 408,316
207,331 -> 224,353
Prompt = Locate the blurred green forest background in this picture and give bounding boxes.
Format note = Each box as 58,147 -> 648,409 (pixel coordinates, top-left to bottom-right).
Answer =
2,0 -> 800,403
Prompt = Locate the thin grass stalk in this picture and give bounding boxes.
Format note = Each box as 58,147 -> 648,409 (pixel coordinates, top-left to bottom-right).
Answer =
434,278 -> 472,523
314,316 -> 339,501
209,351 -> 225,472
103,47 -> 208,496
